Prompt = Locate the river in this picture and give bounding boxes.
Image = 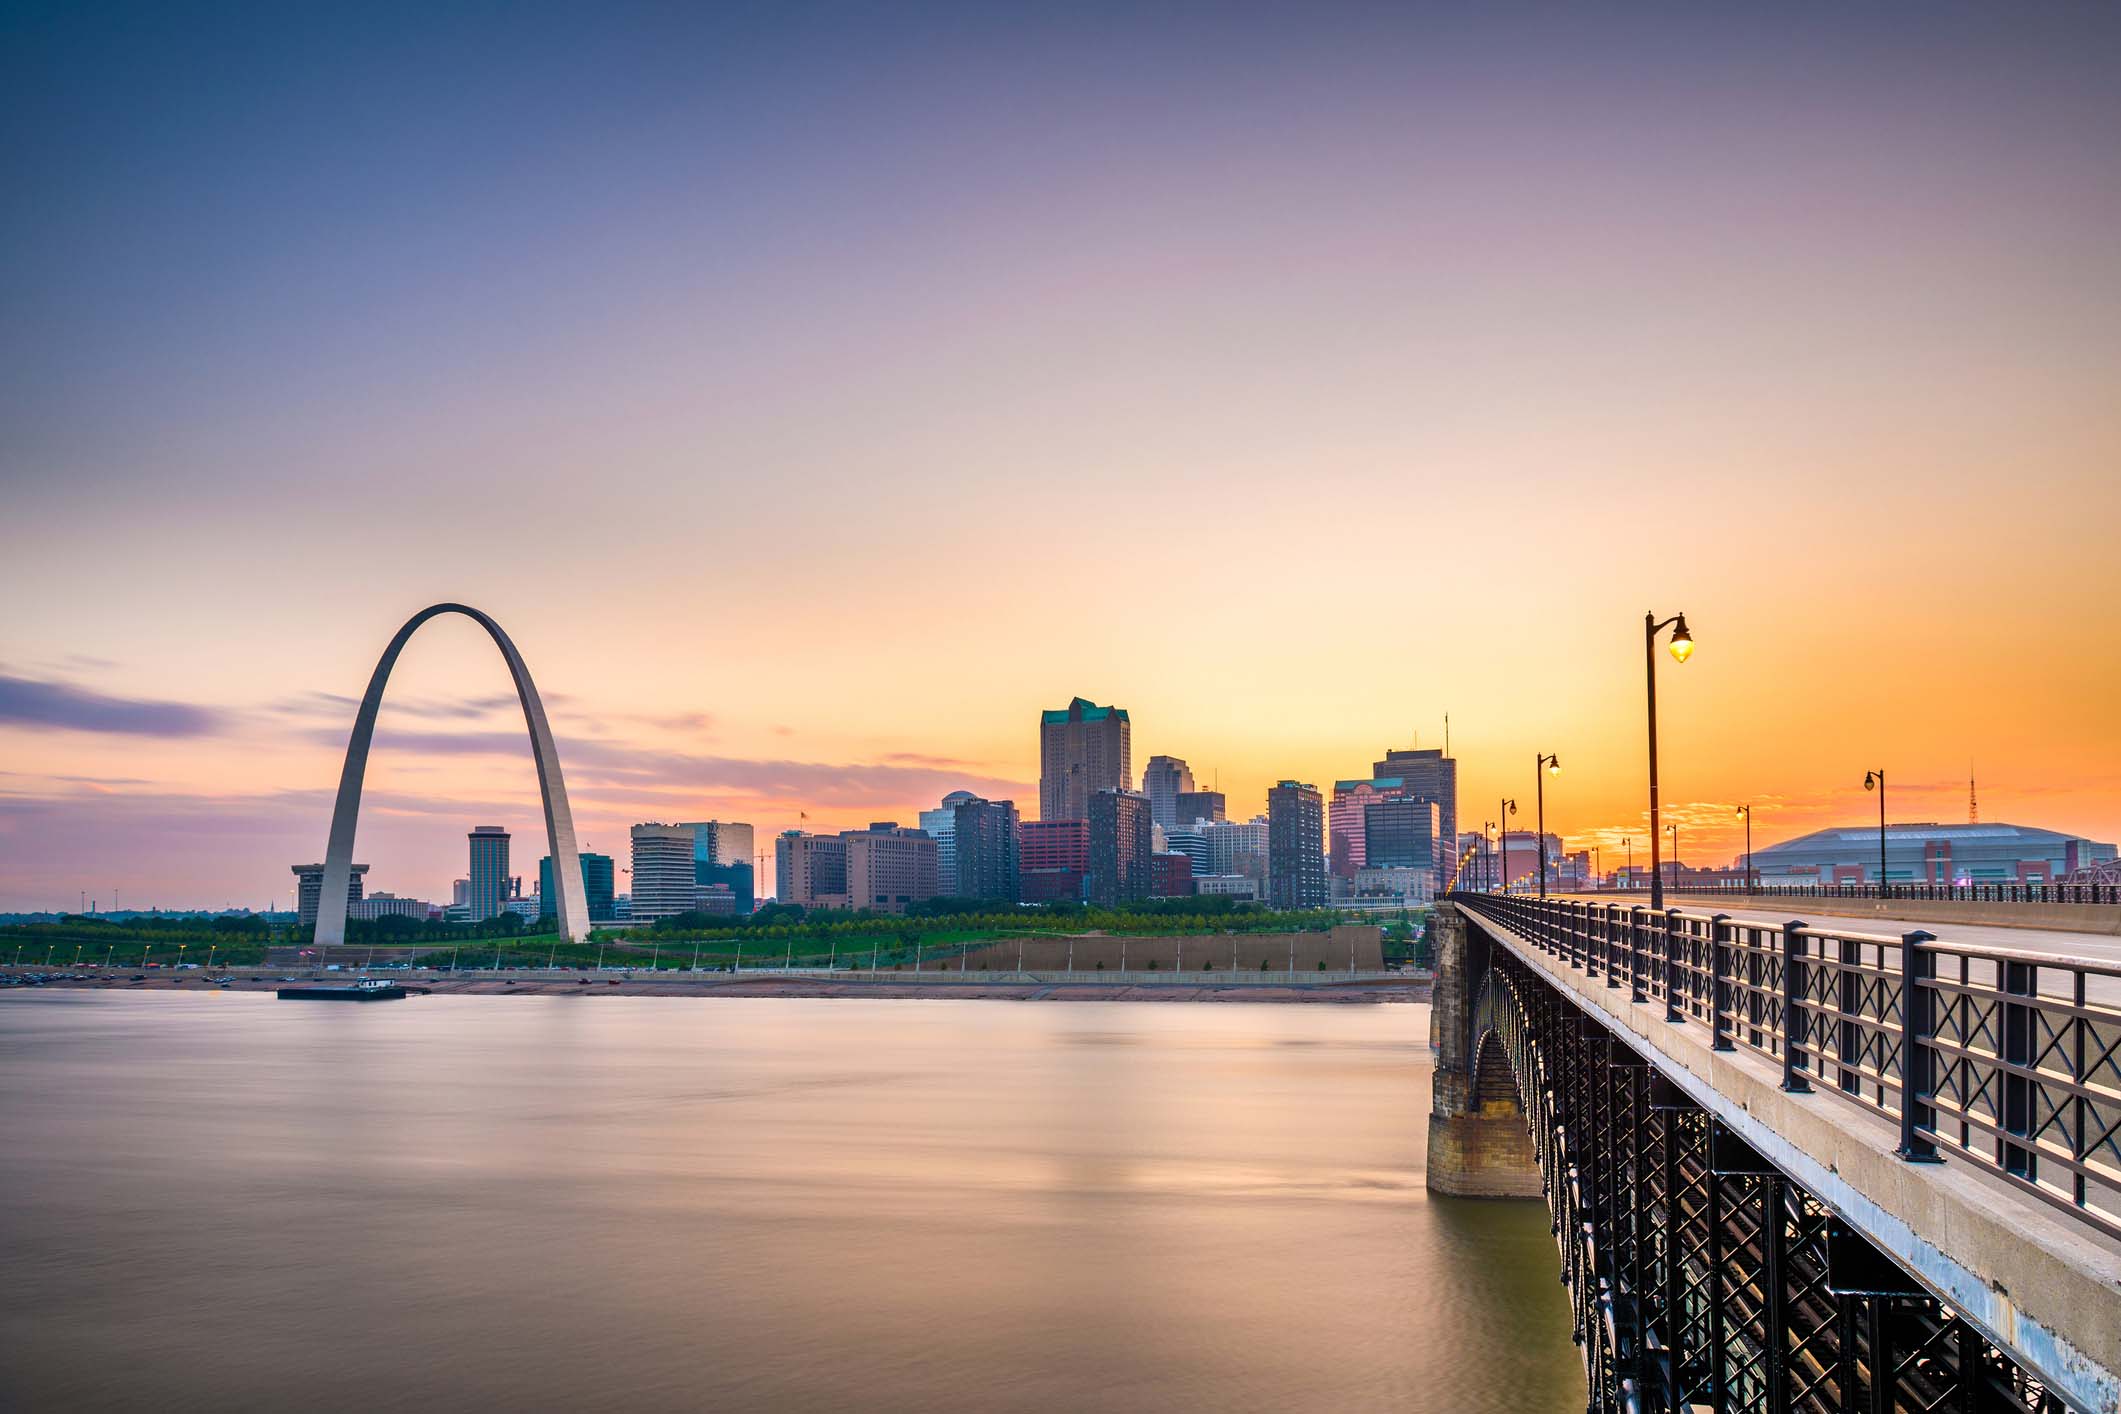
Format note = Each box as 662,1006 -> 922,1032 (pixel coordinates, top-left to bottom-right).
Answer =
0,993 -> 1580,1411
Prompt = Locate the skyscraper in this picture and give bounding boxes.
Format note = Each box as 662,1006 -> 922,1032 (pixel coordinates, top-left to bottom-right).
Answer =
1086,788 -> 1153,905
1039,697 -> 1131,823
1372,747 -> 1459,878
949,797 -> 1021,902
1364,798 -> 1442,874
1199,815 -> 1269,885
918,790 -> 978,891
466,826 -> 510,922
1267,781 -> 1326,909
1330,777 -> 1416,879
1141,755 -> 1195,832
629,824 -> 697,921
540,851 -> 615,922
1174,789 -> 1226,825
682,820 -> 757,913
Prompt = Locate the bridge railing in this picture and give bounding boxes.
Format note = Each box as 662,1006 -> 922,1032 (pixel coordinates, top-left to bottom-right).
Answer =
1448,890 -> 2121,1240
1561,880 -> 2121,905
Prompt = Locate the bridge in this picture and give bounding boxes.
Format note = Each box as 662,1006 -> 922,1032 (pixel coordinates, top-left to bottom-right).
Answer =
1427,890 -> 2121,1414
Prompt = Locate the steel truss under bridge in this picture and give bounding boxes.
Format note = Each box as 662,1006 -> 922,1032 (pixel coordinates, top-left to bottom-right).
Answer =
1475,949 -> 2074,1413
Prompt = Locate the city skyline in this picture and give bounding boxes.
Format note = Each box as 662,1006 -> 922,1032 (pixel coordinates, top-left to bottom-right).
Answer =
5,3 -> 2120,908
1,637 -> 2116,910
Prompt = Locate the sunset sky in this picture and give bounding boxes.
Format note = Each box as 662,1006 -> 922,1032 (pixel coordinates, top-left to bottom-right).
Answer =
4,2 -> 2119,910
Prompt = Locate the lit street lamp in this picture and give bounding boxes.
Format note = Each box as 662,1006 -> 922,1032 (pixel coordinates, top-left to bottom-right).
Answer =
1622,837 -> 1633,891
1644,610 -> 1695,908
1666,823 -> 1679,891
1535,754 -> 1561,898
1734,804 -> 1756,892
1498,798 -> 1518,892
1864,770 -> 1888,891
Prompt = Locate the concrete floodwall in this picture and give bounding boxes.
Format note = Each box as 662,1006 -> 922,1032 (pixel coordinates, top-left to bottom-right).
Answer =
951,924 -> 1383,974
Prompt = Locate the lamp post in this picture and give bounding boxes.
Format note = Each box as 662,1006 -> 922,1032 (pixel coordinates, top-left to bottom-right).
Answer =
1666,823 -> 1679,891
1623,837 -> 1632,890
1535,755 -> 1560,898
1735,804 -> 1754,892
1864,770 -> 1888,892
1644,611 -> 1695,907
1498,798 -> 1518,892
1482,821 -> 1496,891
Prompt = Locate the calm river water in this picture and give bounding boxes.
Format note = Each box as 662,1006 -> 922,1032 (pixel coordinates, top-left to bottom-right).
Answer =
0,993 -> 1579,1412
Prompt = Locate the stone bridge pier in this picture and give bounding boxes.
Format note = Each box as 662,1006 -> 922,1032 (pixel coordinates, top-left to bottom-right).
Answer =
1425,903 -> 1541,1198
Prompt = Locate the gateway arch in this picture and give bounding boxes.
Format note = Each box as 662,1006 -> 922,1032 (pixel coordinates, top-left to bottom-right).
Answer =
311,604 -> 592,946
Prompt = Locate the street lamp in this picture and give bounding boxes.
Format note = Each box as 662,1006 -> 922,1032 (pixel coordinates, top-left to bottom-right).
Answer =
1864,770 -> 1888,893
1645,610 -> 1696,908
1622,837 -> 1632,890
1665,823 -> 1679,890
1498,798 -> 1518,892
1482,820 -> 1497,891
1735,805 -> 1754,892
1535,755 -> 1560,898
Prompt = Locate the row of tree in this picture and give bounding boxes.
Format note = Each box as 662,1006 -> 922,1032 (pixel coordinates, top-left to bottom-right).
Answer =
618,897 -> 1350,943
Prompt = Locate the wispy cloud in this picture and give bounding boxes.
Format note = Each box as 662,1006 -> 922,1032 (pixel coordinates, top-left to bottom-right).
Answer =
0,673 -> 226,737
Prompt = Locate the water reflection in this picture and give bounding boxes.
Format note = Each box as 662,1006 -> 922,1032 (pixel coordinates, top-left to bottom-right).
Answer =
0,994 -> 1580,1412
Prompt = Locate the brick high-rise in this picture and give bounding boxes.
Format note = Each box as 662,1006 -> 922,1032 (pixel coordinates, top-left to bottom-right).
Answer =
1267,781 -> 1326,909
1086,789 -> 1153,905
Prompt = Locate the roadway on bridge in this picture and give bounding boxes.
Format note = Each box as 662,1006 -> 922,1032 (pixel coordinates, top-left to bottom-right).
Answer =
1558,893 -> 2121,971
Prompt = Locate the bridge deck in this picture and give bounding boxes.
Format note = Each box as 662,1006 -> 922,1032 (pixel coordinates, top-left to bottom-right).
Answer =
1462,900 -> 2121,1412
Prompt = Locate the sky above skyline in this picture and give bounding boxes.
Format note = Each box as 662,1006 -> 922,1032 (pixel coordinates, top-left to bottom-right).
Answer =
4,2 -> 2119,909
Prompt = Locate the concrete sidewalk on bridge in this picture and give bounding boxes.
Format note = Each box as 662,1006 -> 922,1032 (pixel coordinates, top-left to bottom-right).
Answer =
1562,892 -> 2121,971
1622,889 -> 2121,938
1465,903 -> 2121,1414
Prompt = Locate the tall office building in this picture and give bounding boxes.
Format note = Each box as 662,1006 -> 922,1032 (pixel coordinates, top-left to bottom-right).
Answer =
1199,815 -> 1269,885
917,790 -> 978,892
1372,747 -> 1459,878
1329,777 -> 1412,878
1039,697 -> 1131,823
682,820 -> 756,913
466,826 -> 511,922
950,797 -> 1020,902
1020,819 -> 1090,903
842,823 -> 940,914
775,831 -> 849,909
1364,798 -> 1442,874
1165,827 -> 1209,876
1175,789 -> 1225,825
628,825 -> 698,921
539,851 -> 616,922
291,862 -> 368,932
1141,755 -> 1195,832
1086,789 -> 1153,906
1267,781 -> 1326,909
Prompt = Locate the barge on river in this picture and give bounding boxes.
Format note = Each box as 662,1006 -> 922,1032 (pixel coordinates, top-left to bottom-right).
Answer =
276,978 -> 406,1001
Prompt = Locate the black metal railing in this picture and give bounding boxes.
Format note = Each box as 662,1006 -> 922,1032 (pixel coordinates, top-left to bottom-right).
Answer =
1557,880 -> 2121,906
1449,890 -> 2121,1240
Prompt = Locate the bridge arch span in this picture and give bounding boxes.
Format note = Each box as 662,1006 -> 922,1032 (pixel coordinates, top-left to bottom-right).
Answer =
313,604 -> 590,946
